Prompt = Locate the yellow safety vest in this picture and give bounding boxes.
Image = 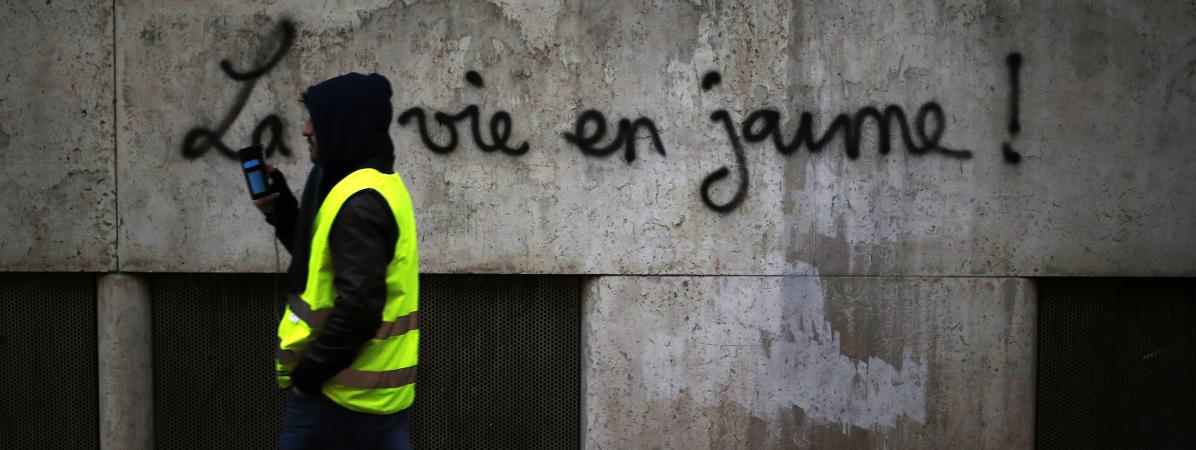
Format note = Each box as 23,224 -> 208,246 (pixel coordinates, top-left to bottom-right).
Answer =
275,168 -> 419,415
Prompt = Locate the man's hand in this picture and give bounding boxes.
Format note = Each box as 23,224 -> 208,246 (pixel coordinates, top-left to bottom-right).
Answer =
253,193 -> 283,214
252,164 -> 283,214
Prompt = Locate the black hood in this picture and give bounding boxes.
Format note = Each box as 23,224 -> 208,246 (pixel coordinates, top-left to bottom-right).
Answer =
305,72 -> 395,184
286,72 -> 395,294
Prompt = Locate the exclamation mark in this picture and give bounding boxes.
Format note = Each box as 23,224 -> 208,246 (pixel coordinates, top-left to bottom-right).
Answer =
1002,52 -> 1023,164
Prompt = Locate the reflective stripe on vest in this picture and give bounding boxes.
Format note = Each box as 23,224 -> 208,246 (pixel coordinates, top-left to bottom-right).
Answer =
275,168 -> 420,415
284,296 -> 418,340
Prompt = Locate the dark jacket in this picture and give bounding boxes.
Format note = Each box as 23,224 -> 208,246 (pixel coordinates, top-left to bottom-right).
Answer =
263,73 -> 400,397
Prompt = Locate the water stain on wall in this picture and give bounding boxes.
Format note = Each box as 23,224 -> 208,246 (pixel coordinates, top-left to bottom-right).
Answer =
624,277 -> 928,429
586,276 -> 1034,449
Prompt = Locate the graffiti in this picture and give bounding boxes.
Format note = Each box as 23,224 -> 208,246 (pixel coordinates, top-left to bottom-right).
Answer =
465,70 -> 485,87
700,71 -> 722,91
174,22 -> 1021,216
397,71 -> 529,155
181,19 -> 294,159
738,103 -> 971,159
402,56 -> 1017,213
388,54 -> 1024,213
701,109 -> 750,212
562,110 -> 667,163
1002,53 -> 1024,164
698,70 -> 974,213
697,73 -> 749,212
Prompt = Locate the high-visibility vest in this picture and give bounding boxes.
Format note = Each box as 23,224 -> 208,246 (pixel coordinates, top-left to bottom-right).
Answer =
275,168 -> 419,415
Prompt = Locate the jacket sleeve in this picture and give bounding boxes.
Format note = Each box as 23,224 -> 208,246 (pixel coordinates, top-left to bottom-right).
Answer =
290,189 -> 398,395
263,169 -> 300,253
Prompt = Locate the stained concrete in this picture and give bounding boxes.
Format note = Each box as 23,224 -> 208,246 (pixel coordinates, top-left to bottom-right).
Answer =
0,0 -> 116,271
103,0 -> 1196,275
97,273 -> 153,450
582,275 -> 1035,449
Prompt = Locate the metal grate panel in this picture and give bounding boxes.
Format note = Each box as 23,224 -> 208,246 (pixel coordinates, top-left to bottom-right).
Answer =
0,273 -> 98,450
151,273 -> 289,450
151,273 -> 580,449
413,275 -> 581,450
1037,278 -> 1196,449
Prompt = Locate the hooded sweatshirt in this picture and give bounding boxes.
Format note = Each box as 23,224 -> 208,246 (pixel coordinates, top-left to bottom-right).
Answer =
264,72 -> 401,397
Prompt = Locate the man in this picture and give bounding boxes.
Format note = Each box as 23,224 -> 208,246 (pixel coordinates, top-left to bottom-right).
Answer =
253,72 -> 418,450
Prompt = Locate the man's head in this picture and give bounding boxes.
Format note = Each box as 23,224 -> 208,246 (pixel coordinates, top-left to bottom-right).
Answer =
299,73 -> 394,169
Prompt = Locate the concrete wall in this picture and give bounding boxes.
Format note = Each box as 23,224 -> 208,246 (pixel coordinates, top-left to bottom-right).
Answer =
3,0 -> 1196,448
0,1 -> 115,271
2,1 -> 1193,275
104,0 -> 1196,275
583,275 -> 1035,448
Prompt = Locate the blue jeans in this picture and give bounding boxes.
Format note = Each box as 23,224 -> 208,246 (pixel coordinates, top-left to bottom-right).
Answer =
280,391 -> 412,450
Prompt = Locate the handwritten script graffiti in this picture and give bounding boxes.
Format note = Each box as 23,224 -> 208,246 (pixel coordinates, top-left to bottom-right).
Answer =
699,70 -> 973,212
404,55 -> 1020,213
182,19 -> 1021,215
562,110 -> 667,163
397,71 -> 529,155
181,19 -> 294,159
1002,53 -> 1024,164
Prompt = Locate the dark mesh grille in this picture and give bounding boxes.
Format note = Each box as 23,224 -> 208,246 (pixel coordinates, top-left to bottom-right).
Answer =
150,273 -> 580,449
1037,278 -> 1196,449
151,273 -> 289,450
413,275 -> 581,450
0,273 -> 97,450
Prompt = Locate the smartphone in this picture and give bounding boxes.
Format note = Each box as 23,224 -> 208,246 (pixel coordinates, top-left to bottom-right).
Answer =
238,145 -> 274,199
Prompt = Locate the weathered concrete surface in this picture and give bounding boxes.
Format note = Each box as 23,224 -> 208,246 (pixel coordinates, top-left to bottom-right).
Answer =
97,274 -> 153,450
0,1 -> 116,271
107,0 -> 1196,275
582,275 -> 1035,449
